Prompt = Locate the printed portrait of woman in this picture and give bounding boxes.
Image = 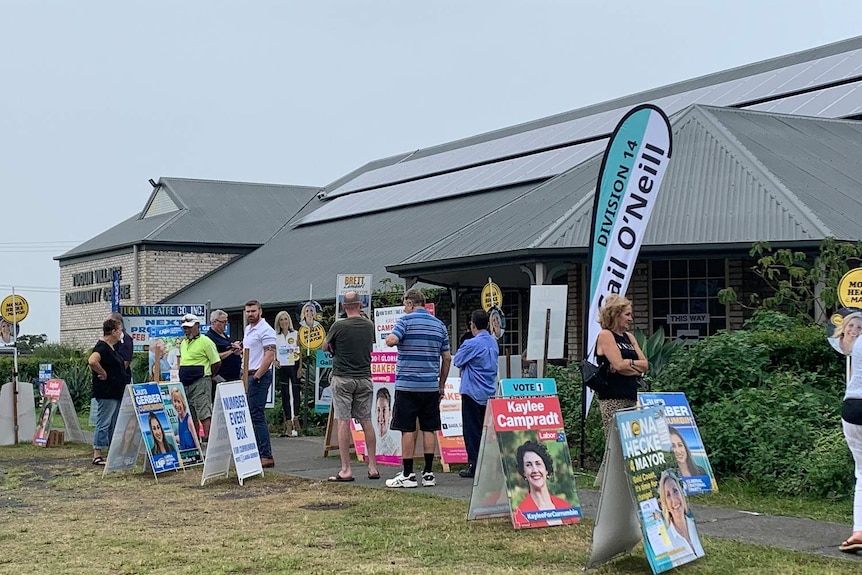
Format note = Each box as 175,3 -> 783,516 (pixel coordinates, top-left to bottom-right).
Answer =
170,387 -> 199,451
668,426 -> 707,477
147,412 -> 177,456
513,440 -> 570,527
658,470 -> 704,558
488,307 -> 505,340
299,301 -> 321,329
0,318 -> 17,346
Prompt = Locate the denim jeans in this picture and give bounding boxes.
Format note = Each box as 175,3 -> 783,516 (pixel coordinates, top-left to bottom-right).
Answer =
247,371 -> 273,459
93,398 -> 121,450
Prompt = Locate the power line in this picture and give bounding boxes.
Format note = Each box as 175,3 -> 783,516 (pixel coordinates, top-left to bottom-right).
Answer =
0,284 -> 60,293
0,241 -> 82,245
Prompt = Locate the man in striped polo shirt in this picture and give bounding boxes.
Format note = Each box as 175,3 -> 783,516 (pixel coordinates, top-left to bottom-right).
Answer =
384,288 -> 451,488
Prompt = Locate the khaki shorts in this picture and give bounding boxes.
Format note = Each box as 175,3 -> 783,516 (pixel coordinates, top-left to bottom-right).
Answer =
330,375 -> 373,421
185,376 -> 213,422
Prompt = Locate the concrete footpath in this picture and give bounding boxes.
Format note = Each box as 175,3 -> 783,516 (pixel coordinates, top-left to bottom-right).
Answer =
269,434 -> 861,563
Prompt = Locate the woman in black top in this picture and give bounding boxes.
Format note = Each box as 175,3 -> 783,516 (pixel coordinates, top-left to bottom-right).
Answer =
595,294 -> 649,436
88,318 -> 125,465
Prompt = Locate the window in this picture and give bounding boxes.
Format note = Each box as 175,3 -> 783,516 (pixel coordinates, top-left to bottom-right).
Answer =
651,259 -> 726,341
500,290 -> 521,357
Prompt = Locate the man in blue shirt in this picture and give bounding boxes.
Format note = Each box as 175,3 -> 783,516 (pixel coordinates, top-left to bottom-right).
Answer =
453,309 -> 499,478
384,289 -> 451,488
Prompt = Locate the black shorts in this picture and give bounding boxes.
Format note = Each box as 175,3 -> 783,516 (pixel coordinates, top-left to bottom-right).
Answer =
391,390 -> 441,432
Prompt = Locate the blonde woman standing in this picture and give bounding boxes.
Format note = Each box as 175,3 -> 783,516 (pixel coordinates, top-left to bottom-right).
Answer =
829,312 -> 862,553
274,310 -> 302,437
595,294 -> 649,434
593,294 -> 648,487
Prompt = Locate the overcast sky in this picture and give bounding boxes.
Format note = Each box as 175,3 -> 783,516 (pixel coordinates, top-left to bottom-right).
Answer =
2,1 -> 861,340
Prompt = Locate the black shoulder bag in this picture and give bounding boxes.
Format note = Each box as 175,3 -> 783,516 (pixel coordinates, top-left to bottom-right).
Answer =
579,359 -> 609,394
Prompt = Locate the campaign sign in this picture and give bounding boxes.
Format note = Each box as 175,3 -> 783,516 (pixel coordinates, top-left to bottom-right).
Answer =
490,396 -> 581,529
38,362 -> 53,382
371,381 -> 400,465
638,392 -> 716,494
120,304 -> 206,352
500,378 -> 557,397
201,380 -> 262,485
32,402 -> 57,447
437,377 -> 467,464
158,384 -> 203,466
32,379 -> 85,447
132,383 -> 181,473
315,349 -> 333,413
617,405 -> 704,572
371,351 -> 397,383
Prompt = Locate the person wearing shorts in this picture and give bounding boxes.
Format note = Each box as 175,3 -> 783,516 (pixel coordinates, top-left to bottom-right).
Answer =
178,313 -> 221,440
323,291 -> 379,482
384,289 -> 451,488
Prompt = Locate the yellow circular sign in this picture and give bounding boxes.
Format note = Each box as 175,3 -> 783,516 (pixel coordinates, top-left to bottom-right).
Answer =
480,282 -> 503,312
299,323 -> 326,350
837,268 -> 862,308
1,295 -> 29,323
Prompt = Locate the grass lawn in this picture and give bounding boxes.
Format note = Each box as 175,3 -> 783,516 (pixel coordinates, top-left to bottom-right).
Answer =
1,443 -> 859,575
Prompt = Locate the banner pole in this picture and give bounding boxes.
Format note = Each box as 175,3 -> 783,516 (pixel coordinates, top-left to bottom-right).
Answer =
11,286 -> 19,444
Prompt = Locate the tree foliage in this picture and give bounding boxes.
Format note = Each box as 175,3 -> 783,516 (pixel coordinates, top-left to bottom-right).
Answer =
718,238 -> 862,323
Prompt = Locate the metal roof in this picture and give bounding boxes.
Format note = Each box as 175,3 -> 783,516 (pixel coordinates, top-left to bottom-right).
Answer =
301,36 -> 862,227
57,178 -> 319,261
389,105 -> 862,276
164,182 -> 539,309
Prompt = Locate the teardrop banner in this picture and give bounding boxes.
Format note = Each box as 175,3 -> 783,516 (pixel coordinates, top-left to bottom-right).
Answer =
580,104 -> 673,462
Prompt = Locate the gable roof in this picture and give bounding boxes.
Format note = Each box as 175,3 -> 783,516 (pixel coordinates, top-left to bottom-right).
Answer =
57,178 -> 320,261
389,105 -> 862,282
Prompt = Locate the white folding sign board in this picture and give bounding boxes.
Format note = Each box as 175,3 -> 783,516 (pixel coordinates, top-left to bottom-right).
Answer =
0,381 -> 36,445
202,380 -> 263,486
526,285 -> 568,360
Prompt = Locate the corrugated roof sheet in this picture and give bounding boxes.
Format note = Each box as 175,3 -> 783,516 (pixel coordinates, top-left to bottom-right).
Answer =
57,178 -> 320,260
392,105 -> 862,271
164,182 -> 538,309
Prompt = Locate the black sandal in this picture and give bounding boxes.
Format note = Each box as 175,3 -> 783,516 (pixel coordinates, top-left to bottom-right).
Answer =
92,456 -> 106,466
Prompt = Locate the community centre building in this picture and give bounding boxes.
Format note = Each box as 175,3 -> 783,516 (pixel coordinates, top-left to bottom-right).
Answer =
57,36 -> 862,357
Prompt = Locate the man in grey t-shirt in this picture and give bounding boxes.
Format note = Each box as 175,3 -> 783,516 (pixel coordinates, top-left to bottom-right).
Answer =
322,291 -> 379,481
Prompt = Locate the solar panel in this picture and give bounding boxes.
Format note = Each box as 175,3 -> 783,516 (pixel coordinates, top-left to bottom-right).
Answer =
298,140 -> 607,226
326,47 -> 862,198
749,81 -> 862,117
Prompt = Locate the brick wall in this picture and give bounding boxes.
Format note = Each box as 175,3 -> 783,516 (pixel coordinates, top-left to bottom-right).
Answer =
138,249 -> 237,303
59,252 -> 136,349
60,249 -> 239,349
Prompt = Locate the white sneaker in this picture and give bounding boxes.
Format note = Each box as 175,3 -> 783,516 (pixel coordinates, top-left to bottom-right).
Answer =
385,472 -> 418,488
290,430 -> 298,437
422,472 -> 436,487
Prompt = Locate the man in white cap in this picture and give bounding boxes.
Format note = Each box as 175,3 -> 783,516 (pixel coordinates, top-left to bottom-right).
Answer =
178,313 -> 221,439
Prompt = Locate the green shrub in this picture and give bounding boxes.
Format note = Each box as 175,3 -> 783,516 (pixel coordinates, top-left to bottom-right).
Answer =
698,370 -> 845,496
550,364 -> 606,468
799,427 -> 856,500
54,361 -> 93,411
653,330 -> 769,406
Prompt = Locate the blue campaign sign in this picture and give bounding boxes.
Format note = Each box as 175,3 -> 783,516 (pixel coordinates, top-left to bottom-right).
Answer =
38,362 -> 53,382
316,349 -> 333,368
500,378 -> 557,397
638,392 -> 716,495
